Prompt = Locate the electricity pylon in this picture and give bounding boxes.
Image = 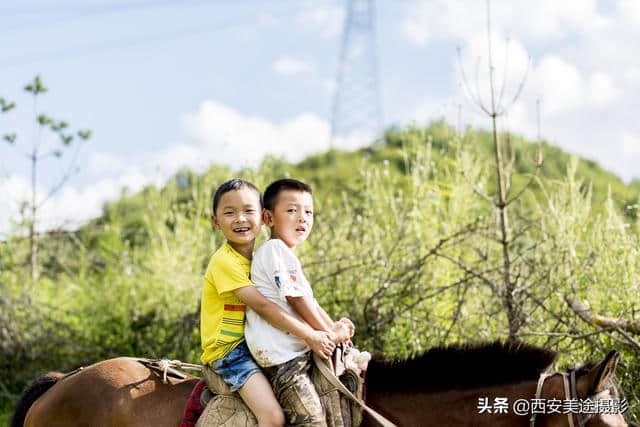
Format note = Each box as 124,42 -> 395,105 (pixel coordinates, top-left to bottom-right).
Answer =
330,0 -> 383,146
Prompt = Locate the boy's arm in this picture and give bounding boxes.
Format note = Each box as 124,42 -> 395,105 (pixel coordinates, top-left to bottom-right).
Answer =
316,303 -> 335,328
287,296 -> 351,344
286,295 -> 333,332
233,286 -> 335,359
316,304 -> 354,337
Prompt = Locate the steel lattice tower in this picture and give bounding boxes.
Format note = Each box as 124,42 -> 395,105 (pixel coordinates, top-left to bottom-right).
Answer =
330,0 -> 383,146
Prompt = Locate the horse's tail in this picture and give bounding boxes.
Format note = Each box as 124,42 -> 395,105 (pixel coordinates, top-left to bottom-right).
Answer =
10,371 -> 64,427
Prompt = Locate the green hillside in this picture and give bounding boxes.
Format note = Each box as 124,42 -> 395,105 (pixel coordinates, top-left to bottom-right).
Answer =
94,120 -> 639,240
297,121 -> 639,217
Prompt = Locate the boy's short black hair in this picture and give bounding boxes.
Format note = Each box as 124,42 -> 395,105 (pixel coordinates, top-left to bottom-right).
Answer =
263,178 -> 312,211
212,179 -> 261,214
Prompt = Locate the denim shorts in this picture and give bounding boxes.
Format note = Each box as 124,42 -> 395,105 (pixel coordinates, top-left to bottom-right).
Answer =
211,341 -> 262,392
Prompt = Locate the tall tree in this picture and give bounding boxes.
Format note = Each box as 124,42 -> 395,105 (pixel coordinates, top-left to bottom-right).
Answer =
457,0 -> 540,340
1,76 -> 91,282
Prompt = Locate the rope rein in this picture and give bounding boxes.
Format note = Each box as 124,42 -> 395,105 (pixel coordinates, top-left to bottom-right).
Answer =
140,358 -> 204,384
530,370 -> 588,427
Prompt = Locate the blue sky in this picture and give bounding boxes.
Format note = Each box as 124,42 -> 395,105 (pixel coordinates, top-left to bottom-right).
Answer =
1,0 -> 638,233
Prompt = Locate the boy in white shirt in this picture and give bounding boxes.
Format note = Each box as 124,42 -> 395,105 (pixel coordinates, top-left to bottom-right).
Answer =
245,178 -> 354,426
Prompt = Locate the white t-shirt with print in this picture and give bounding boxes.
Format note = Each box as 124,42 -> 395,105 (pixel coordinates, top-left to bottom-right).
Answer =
245,238 -> 313,367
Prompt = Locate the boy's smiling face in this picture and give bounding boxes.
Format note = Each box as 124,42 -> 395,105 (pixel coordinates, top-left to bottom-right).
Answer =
212,187 -> 262,257
265,189 -> 313,249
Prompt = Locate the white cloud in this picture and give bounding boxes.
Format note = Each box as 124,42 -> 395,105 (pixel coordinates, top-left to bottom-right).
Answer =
405,0 -> 629,124
410,98 -> 464,128
403,1 -> 485,44
402,0 -> 604,45
181,100 -> 369,169
1,97 -> 376,233
620,131 -> 640,155
272,56 -> 314,76
623,67 -> 640,86
405,0 -> 640,183
0,166 -> 153,234
531,56 -> 584,115
46,169 -> 149,227
587,72 -> 620,107
618,0 -> 640,23
0,175 -> 29,234
411,28 -> 638,181
582,130 -> 640,182
153,143 -> 207,175
87,151 -> 125,175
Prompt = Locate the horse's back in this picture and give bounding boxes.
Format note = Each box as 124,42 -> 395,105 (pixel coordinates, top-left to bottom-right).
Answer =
24,357 -> 196,427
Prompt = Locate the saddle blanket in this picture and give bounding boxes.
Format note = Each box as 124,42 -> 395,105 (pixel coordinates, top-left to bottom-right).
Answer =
180,379 -> 207,427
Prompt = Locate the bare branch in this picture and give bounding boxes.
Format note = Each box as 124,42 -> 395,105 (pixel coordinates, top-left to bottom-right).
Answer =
435,250 -> 498,293
474,55 -> 491,114
516,330 -> 605,340
505,171 -> 540,207
613,327 -> 640,353
566,298 -> 640,335
536,99 -> 542,141
38,137 -> 85,208
496,37 -> 511,112
457,47 -> 490,115
444,281 -> 472,341
501,55 -> 532,113
485,0 -> 497,115
460,169 -> 493,204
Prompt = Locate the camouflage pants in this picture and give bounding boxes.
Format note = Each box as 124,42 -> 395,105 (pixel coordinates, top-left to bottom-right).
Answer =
263,352 -> 327,427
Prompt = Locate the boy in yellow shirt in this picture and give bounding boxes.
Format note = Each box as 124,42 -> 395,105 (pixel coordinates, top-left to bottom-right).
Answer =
201,179 -> 335,427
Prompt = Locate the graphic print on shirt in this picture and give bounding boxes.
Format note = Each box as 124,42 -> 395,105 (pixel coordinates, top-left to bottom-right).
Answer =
288,269 -> 300,289
216,304 -> 245,346
266,242 -> 309,299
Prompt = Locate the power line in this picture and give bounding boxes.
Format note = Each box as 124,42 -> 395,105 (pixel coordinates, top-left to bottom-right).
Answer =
0,16 -> 248,67
0,0 -> 283,17
1,0 -> 256,33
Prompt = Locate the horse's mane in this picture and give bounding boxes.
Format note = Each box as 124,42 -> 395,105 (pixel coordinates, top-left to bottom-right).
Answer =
365,341 -> 557,392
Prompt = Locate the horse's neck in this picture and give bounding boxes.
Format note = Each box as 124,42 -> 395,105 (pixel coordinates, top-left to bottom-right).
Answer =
443,380 -> 540,406
366,380 -> 541,426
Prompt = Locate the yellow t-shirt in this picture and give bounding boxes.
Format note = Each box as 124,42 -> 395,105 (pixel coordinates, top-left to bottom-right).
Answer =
200,243 -> 252,365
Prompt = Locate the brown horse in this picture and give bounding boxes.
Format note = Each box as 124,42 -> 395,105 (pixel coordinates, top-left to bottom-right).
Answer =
12,342 -> 631,427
